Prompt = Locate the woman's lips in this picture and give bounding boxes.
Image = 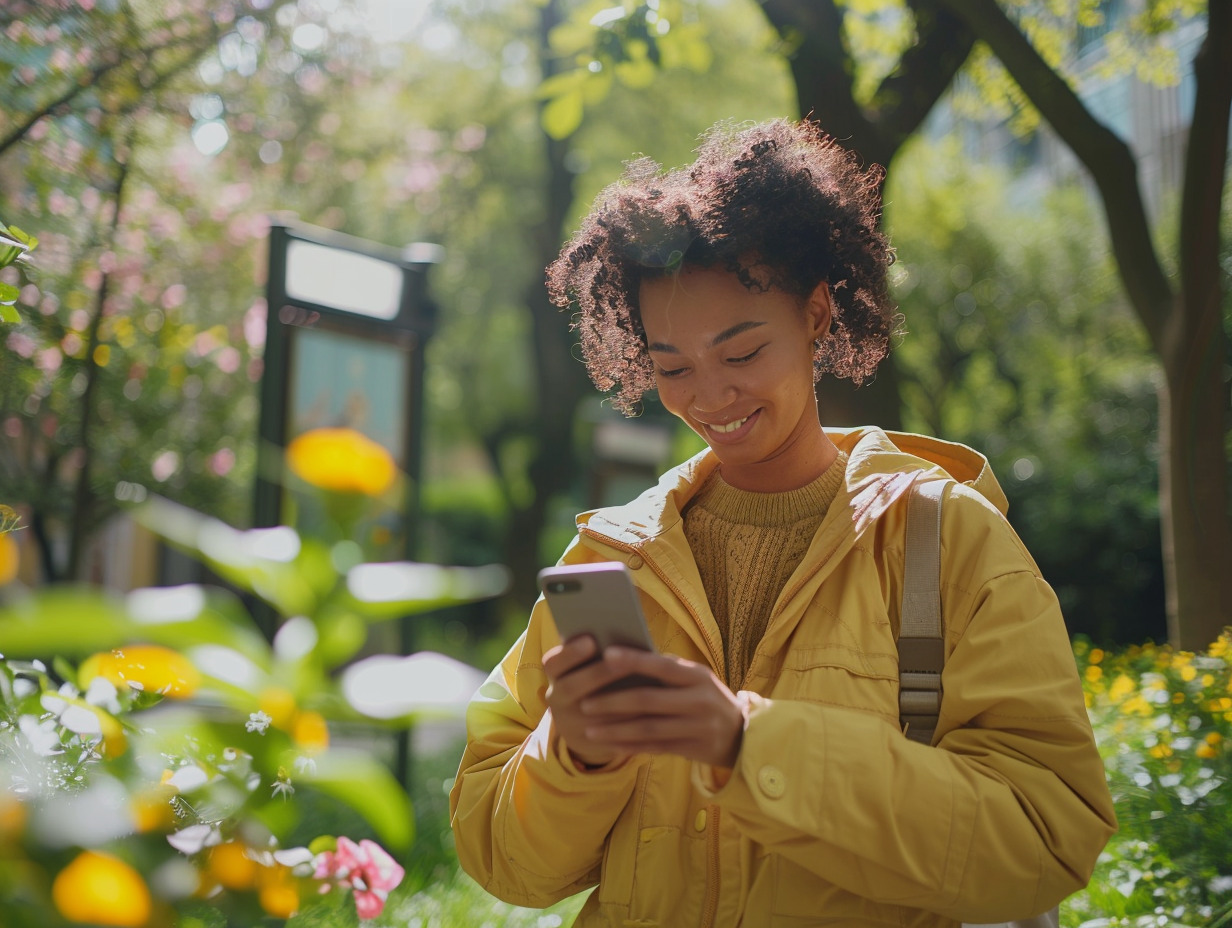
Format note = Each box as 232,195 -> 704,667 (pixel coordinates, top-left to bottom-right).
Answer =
701,410 -> 759,443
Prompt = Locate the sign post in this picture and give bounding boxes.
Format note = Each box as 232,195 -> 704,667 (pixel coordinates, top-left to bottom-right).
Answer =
255,217 -> 442,788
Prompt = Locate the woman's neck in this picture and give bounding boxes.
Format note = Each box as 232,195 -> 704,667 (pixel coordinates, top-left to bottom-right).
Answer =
717,424 -> 838,493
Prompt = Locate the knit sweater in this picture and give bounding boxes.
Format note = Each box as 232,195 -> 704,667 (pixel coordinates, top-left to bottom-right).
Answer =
683,453 -> 848,689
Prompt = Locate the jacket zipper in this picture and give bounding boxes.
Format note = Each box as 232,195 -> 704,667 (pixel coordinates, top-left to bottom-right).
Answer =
701,805 -> 720,928
578,531 -> 727,923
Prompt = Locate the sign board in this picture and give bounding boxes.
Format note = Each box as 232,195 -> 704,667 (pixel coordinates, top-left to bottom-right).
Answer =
254,218 -> 441,560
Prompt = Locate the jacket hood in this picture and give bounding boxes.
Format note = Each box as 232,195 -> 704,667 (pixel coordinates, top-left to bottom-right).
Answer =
832,427 -> 1009,516
576,427 -> 1009,549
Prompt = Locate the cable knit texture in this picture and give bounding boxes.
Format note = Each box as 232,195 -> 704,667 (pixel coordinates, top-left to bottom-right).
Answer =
684,452 -> 848,688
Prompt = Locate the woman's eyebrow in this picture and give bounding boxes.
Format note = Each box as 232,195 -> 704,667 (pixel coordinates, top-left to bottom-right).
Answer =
647,320 -> 766,353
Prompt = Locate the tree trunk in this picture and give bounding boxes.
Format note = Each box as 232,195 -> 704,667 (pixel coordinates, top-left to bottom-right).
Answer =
499,0 -> 592,607
1159,331 -> 1232,650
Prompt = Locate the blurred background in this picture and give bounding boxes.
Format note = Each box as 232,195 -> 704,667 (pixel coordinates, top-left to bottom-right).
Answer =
4,0 -> 1225,663
2,1 -> 1231,924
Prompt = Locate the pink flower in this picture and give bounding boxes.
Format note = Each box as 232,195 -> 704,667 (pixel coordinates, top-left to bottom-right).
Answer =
313,837 -> 404,919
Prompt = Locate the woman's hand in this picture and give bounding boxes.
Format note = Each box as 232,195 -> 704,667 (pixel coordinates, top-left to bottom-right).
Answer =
544,637 -> 745,770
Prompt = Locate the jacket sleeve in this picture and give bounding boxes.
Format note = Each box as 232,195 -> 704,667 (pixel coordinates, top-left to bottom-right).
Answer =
693,487 -> 1117,922
448,559 -> 642,907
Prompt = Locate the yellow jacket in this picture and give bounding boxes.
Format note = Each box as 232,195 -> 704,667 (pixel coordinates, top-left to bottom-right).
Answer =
450,428 -> 1116,927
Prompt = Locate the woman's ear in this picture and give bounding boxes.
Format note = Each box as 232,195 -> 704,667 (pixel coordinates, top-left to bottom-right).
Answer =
806,281 -> 832,340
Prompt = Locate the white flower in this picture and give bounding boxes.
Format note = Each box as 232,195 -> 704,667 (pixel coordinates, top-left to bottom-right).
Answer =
271,767 -> 295,799
84,677 -> 121,714
245,710 -> 273,734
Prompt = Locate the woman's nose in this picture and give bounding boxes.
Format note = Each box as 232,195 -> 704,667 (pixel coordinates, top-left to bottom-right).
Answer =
688,369 -> 736,415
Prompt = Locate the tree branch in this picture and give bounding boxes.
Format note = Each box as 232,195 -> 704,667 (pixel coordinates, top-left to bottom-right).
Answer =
872,0 -> 977,156
758,0 -> 871,147
937,0 -> 1174,353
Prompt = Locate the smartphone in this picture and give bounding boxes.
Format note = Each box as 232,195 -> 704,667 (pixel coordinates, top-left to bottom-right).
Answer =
537,562 -> 662,691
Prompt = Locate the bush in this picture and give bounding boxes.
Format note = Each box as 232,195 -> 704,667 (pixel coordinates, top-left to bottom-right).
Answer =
0,428 -> 508,927
1068,633 -> 1232,926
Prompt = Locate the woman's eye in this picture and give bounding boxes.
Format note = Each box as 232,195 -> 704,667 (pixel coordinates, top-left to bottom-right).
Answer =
729,346 -> 763,364
656,365 -> 687,378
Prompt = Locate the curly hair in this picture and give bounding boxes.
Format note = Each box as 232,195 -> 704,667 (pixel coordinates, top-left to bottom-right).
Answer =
545,118 -> 898,415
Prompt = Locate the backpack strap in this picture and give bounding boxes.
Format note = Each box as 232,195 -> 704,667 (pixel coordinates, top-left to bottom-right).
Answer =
898,478 -> 946,744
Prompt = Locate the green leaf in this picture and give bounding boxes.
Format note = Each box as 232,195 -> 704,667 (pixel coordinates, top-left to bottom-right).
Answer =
0,584 -> 270,664
0,235 -> 28,271
5,226 -> 37,250
342,561 -> 509,620
132,496 -> 322,617
614,55 -> 657,89
535,67 -> 589,100
541,88 -> 585,139
300,749 -> 414,849
0,302 -> 20,324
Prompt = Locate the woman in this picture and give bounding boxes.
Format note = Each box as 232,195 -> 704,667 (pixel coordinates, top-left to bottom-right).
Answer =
449,118 -> 1115,927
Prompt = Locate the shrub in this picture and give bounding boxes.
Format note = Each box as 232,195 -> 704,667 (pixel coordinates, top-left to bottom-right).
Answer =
0,427 -> 508,927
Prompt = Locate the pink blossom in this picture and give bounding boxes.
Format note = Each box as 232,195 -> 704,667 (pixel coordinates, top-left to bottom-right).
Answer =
161,283 -> 187,310
6,332 -> 35,358
215,346 -> 241,374
312,837 -> 404,920
210,447 -> 235,476
36,348 -> 62,374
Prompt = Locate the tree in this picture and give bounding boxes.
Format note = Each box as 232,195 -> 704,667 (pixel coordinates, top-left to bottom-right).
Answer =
0,0 -> 305,581
930,0 -> 1230,648
554,0 -> 1229,649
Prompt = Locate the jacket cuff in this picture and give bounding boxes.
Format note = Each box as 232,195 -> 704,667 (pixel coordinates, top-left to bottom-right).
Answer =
544,712 -> 634,777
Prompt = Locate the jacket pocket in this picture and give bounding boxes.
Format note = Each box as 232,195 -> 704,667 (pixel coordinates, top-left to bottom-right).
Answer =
771,643 -> 900,725
772,854 -> 917,926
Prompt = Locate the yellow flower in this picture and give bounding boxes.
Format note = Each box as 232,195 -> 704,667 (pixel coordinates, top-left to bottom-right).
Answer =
52,850 -> 152,927
286,428 -> 396,497
257,863 -> 300,918
130,784 -> 177,833
1084,665 -> 1103,683
81,644 -> 200,699
0,530 -> 19,586
1210,634 -> 1230,658
1108,674 -> 1135,702
209,841 -> 260,891
1149,743 -> 1173,759
0,794 -> 26,838
1120,695 -> 1153,717
1180,665 -> 1197,683
259,686 -> 298,730
293,710 -> 329,754
1088,648 -> 1104,664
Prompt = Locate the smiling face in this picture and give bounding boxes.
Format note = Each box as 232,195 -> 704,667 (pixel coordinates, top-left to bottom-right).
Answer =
639,266 -> 838,492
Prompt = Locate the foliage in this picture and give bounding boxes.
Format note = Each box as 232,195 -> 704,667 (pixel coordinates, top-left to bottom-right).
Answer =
887,137 -> 1164,644
1067,632 -> 1232,926
0,428 -> 508,927
0,217 -> 37,323
538,0 -> 715,139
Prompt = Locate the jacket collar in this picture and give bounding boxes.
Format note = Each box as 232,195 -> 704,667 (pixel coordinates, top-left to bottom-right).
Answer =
577,426 -> 1008,548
